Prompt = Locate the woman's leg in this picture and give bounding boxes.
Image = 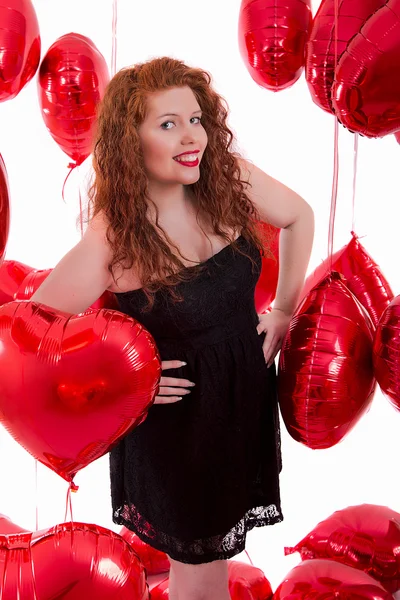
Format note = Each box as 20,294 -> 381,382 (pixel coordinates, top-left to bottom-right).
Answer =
167,556 -> 230,600
167,562 -> 179,600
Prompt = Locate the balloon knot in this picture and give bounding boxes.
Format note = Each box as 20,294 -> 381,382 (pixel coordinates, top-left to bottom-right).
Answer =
70,482 -> 79,493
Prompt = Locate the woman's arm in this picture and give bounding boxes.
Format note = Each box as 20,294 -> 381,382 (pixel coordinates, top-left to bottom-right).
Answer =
239,158 -> 315,316
30,213 -> 114,314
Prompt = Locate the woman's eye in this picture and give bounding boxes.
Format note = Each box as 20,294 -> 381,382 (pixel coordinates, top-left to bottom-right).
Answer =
161,121 -> 174,130
191,116 -> 202,124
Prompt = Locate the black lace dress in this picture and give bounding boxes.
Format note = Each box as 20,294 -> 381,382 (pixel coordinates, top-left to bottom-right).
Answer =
109,234 -> 283,564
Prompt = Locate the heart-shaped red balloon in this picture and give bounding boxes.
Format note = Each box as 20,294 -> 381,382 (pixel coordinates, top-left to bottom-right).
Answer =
238,0 -> 312,91
0,154 -> 10,267
278,272 -> 375,449
0,301 -> 160,482
38,33 -> 109,165
0,522 -> 149,599
285,503 -> 400,593
120,527 -> 170,576
306,0 -> 386,114
0,260 -> 35,305
150,560 -> 273,599
0,0 -> 41,103
332,0 -> 400,137
373,295 -> 400,411
15,267 -> 119,311
301,232 -> 393,327
274,559 -> 393,599
254,221 -> 280,314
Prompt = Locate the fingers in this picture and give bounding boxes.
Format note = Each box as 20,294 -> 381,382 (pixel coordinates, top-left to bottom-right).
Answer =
160,376 -> 195,388
154,395 -> 185,405
161,360 -> 187,370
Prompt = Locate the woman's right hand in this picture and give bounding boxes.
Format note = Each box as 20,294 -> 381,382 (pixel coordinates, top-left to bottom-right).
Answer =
154,360 -> 196,404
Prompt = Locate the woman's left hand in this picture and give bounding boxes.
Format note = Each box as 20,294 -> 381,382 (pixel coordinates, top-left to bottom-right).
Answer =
256,308 -> 292,367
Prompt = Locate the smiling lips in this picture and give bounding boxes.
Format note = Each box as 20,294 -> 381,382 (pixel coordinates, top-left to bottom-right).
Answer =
173,150 -> 200,167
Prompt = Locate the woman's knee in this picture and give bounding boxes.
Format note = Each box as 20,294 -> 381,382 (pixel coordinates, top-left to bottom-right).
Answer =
167,557 -> 230,600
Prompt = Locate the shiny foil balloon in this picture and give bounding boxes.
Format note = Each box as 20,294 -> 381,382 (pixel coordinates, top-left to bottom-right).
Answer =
373,295 -> 400,411
301,232 -> 393,327
15,266 -> 118,311
0,514 -> 29,534
306,0 -> 386,114
0,0 -> 40,102
274,559 -> 394,600
255,221 -> 280,314
0,522 -> 149,599
0,301 -> 161,482
0,154 -> 10,267
284,504 -> 400,593
150,561 -> 273,600
0,259 -> 34,305
120,527 -> 170,575
278,272 -> 375,449
38,33 -> 110,165
238,0 -> 312,91
332,0 -> 400,137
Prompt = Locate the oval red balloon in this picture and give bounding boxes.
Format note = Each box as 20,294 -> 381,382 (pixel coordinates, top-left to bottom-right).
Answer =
301,232 -> 393,327
238,0 -> 312,91
0,0 -> 40,102
332,0 -> 400,137
278,272 -> 375,449
284,503 -> 400,593
0,155 -> 10,267
306,0 -> 386,114
0,301 -> 161,482
38,33 -> 109,165
274,559 -> 393,600
0,514 -> 29,534
0,522 -> 149,599
120,527 -> 170,576
373,295 -> 400,411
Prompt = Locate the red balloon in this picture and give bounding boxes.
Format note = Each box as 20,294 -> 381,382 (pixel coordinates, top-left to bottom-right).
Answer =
285,504 -> 400,593
0,154 -> 10,267
395,130 -> 400,144
0,522 -> 149,599
0,260 -> 34,305
306,0 -> 386,114
274,559 -> 393,600
278,272 -> 375,449
255,221 -> 280,314
150,561 -> 273,599
0,301 -> 160,482
238,0 -> 312,91
373,295 -> 400,411
301,232 -> 394,327
38,33 -> 110,166
0,0 -> 40,102
0,514 -> 29,534
15,267 -> 118,311
120,527 -> 170,576
332,0 -> 400,137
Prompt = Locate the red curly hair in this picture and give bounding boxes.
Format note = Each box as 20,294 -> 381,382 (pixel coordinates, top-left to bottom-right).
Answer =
86,56 -> 273,310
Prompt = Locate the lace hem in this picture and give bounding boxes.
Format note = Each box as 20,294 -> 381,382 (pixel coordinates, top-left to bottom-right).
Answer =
113,503 -> 283,565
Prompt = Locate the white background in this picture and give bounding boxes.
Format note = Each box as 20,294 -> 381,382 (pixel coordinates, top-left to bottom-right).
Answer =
1,0 -> 400,592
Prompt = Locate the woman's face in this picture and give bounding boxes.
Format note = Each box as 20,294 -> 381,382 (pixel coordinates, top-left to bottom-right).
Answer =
138,86 -> 208,188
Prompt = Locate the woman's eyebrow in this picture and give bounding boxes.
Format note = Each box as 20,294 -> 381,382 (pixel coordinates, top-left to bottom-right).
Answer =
156,109 -> 202,119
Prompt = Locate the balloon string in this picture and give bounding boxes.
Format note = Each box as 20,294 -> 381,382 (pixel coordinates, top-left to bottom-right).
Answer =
111,0 -> 118,77
64,482 -> 77,523
351,133 -> 359,233
62,162 -> 78,204
328,0 -> 340,268
328,119 -> 339,267
34,459 -> 39,531
244,549 -> 254,566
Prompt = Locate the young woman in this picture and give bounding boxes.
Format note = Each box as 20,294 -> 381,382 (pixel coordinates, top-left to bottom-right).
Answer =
31,56 -> 314,600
